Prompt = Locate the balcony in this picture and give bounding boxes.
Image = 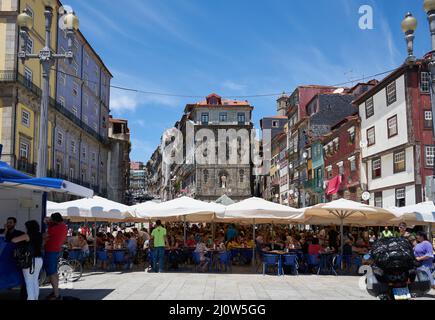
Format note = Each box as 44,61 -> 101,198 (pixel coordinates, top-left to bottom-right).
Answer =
17,159 -> 36,175
1,70 -> 109,145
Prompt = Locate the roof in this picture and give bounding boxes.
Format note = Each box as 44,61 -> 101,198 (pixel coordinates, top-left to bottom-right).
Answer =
109,118 -> 128,124
262,116 -> 288,119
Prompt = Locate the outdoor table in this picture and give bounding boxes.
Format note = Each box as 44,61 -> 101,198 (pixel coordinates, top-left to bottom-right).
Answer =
230,247 -> 253,265
266,250 -> 289,275
317,252 -> 337,276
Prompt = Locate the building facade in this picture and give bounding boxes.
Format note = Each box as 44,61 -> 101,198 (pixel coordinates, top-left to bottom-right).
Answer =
107,117 -> 130,204
0,0 -> 115,201
355,60 -> 433,208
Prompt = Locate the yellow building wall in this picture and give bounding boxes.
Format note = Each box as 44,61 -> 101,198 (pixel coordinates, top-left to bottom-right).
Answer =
18,0 -> 58,99
0,107 -> 2,140
0,21 -> 6,70
48,120 -> 53,170
15,103 -> 35,162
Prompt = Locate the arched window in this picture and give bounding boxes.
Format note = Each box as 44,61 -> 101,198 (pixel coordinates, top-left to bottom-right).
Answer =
239,169 -> 245,183
203,169 -> 209,183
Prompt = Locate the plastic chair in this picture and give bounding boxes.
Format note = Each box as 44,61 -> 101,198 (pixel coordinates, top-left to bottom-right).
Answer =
333,254 -> 343,272
306,254 -> 320,273
262,254 -> 280,276
68,250 -> 81,261
192,252 -> 202,272
217,251 -> 232,272
282,254 -> 299,275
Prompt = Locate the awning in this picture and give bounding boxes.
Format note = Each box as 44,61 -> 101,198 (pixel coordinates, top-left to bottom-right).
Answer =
0,161 -> 93,198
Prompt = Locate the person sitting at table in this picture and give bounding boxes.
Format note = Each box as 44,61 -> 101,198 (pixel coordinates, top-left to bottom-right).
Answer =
186,235 -> 196,248
69,233 -> 89,262
194,236 -> 209,272
226,236 -> 240,250
319,240 -> 335,254
285,236 -> 301,250
308,237 -> 322,255
113,232 -> 125,249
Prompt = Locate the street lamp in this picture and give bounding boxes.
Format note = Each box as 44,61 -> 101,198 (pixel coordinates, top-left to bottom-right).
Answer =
401,12 -> 417,64
17,3 -> 79,178
424,0 -> 435,48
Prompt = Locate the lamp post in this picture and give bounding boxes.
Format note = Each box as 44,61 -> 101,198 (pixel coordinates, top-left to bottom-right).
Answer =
17,1 -> 79,178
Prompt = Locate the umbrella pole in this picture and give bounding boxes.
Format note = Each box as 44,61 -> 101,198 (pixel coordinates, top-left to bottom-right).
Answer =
252,220 -> 256,269
212,221 -> 215,244
93,219 -> 97,267
340,219 -> 344,255
184,216 -> 187,247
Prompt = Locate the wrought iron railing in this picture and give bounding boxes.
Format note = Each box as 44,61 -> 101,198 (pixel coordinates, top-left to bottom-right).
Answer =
1,70 -> 109,145
17,159 -> 36,175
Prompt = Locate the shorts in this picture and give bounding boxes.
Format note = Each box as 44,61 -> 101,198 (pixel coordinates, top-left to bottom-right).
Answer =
44,252 -> 61,276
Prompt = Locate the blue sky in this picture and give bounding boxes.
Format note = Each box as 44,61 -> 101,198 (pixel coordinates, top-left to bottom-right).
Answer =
66,0 -> 432,163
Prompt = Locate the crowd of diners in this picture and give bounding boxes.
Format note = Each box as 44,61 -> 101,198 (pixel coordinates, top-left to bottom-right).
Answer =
62,221 -> 430,272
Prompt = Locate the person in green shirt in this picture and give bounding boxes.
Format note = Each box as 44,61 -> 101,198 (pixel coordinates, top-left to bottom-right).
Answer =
381,226 -> 394,238
151,220 -> 168,272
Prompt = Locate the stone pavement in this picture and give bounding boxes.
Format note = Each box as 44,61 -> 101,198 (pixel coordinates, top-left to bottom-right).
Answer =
49,271 -> 381,300
2,270 -> 434,300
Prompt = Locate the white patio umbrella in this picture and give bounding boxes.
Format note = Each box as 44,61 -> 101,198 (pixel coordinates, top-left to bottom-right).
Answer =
389,202 -> 435,225
221,197 -> 305,267
389,202 -> 435,241
302,199 -> 396,254
47,196 -> 134,267
136,196 -> 225,223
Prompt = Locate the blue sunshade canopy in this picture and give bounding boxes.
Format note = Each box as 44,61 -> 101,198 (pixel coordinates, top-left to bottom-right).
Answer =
0,161 -> 93,198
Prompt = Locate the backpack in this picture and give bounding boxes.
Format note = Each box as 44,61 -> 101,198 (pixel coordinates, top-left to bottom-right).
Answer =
13,242 -> 35,273
370,237 -> 416,271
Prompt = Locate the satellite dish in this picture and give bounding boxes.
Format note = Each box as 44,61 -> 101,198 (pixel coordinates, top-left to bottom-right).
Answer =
333,88 -> 345,94
362,191 -> 371,201
360,140 -> 368,148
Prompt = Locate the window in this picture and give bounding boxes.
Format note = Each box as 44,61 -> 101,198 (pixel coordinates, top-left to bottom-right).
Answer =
372,158 -> 381,179
272,120 -> 279,128
425,146 -> 435,167
421,72 -> 430,93
59,68 -> 66,86
72,82 -> 79,96
24,67 -> 32,87
84,93 -> 89,107
365,97 -> 374,119
424,111 -> 432,129
25,6 -> 34,19
349,156 -> 356,172
219,113 -> 227,122
387,115 -> 398,138
72,106 -> 78,117
59,97 -> 65,108
69,167 -> 75,180
55,160 -> 62,175
70,140 -> 76,154
21,109 -> 30,127
348,127 -> 355,144
334,138 -> 340,152
83,72 -> 89,87
83,115 -> 88,124
91,152 -> 96,162
239,170 -> 245,183
374,192 -> 383,208
395,188 -> 406,207
56,131 -> 63,147
26,37 -> 33,54
19,141 -> 29,159
237,113 -> 246,124
367,127 -> 375,146
386,81 -> 397,106
338,162 -> 344,175
82,146 -> 86,159
203,170 -> 209,183
393,150 -> 406,173
72,61 -> 78,76
201,113 -> 209,125
326,167 -> 333,179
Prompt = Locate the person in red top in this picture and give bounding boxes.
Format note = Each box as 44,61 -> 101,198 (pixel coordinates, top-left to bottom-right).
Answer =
308,237 -> 322,255
43,212 -> 67,300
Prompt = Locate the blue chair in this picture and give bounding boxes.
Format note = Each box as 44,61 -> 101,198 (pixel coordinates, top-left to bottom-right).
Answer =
282,254 -> 298,276
68,250 -> 81,261
342,255 -> 353,273
217,251 -> 232,272
333,255 -> 343,272
192,252 -> 202,272
306,254 -> 320,273
262,254 -> 280,276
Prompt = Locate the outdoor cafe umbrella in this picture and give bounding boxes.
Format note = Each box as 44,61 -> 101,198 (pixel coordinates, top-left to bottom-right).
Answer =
135,196 -> 226,246
302,199 -> 396,254
221,197 -> 305,267
47,196 -> 134,267
389,202 -> 435,240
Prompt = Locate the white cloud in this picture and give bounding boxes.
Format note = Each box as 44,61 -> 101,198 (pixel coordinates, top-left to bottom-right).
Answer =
110,92 -> 139,112
222,80 -> 247,92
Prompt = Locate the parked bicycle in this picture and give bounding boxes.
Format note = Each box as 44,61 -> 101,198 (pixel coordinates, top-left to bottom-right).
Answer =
39,250 -> 83,286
